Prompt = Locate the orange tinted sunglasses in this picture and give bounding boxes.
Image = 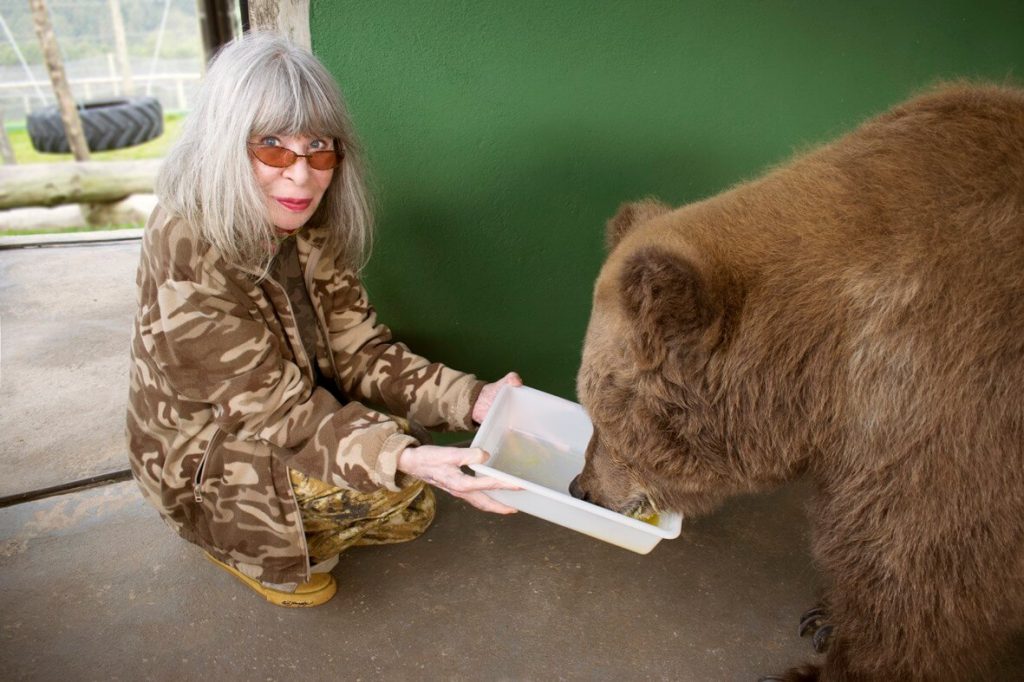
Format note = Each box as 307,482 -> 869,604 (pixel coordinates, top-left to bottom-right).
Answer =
248,143 -> 344,171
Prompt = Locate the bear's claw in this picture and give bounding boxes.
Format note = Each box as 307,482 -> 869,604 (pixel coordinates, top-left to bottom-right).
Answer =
811,624 -> 833,653
798,605 -> 827,637
798,604 -> 834,653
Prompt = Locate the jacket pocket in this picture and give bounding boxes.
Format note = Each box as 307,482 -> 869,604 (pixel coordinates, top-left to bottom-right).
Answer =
193,429 -> 225,503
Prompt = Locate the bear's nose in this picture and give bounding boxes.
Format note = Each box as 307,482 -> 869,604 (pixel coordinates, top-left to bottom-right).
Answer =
568,474 -> 589,501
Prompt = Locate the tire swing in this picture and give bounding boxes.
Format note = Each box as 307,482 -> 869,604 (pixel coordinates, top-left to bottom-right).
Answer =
26,96 -> 164,153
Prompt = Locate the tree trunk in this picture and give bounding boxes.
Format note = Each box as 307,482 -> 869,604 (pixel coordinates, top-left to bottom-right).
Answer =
248,0 -> 310,48
29,0 -> 90,161
0,159 -> 160,209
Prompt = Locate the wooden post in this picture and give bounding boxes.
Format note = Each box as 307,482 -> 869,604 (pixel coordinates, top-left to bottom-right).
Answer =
197,0 -> 241,64
0,112 -> 15,164
29,0 -> 90,161
106,52 -> 120,95
108,0 -> 135,96
248,0 -> 310,48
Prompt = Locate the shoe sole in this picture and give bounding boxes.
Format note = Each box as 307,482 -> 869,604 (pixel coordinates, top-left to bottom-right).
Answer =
204,552 -> 337,607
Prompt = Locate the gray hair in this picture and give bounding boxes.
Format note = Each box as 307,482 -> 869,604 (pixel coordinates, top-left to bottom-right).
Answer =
156,31 -> 373,273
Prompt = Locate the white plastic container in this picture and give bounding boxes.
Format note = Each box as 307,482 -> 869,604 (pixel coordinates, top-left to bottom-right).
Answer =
469,385 -> 682,554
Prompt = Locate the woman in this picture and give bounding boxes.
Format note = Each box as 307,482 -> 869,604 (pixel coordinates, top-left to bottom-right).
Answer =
127,32 -> 521,607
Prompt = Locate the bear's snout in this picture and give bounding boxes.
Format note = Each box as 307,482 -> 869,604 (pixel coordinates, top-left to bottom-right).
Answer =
568,474 -> 590,502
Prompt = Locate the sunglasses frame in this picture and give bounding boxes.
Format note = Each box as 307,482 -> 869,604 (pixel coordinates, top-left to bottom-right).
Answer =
248,143 -> 344,171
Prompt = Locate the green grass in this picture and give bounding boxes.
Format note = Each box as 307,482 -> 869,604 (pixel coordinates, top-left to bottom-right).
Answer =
4,112 -> 184,163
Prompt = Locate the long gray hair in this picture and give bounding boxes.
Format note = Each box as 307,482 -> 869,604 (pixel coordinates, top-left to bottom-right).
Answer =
156,31 -> 373,273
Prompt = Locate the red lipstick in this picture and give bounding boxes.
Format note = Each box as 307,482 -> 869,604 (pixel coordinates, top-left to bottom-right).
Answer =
275,197 -> 312,212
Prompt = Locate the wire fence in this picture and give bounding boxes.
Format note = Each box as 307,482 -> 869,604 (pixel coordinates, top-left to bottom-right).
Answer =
0,0 -> 208,125
1,56 -> 201,124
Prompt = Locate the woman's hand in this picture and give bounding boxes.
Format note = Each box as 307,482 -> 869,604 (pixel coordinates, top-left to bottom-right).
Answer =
472,372 -> 524,424
397,445 -> 519,514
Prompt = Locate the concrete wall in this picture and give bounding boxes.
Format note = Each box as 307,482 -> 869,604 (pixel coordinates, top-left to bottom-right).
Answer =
310,1 -> 1023,399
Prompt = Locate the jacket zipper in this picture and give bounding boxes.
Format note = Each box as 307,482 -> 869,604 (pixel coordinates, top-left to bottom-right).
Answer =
234,277 -> 316,580
224,239 -> 322,581
299,243 -> 337,581
263,276 -> 316,384
267,246 -> 321,581
269,282 -> 315,581
193,428 -> 225,503
301,245 -> 344,384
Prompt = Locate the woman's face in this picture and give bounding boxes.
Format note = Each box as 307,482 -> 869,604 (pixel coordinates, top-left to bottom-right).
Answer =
249,133 -> 336,234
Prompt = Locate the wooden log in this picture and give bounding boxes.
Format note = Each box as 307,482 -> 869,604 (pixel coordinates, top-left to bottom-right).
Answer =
0,159 -> 160,209
82,195 -> 157,227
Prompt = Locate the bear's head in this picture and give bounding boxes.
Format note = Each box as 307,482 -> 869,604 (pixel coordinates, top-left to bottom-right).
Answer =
571,199 -> 740,519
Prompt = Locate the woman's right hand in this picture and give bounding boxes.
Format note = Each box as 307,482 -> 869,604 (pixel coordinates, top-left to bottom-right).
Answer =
397,445 -> 519,514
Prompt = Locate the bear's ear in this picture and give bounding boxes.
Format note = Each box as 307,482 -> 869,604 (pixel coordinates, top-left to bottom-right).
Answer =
605,198 -> 671,251
620,246 -> 720,368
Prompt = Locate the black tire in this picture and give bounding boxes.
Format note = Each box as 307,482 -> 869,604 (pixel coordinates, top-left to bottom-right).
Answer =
26,96 -> 164,153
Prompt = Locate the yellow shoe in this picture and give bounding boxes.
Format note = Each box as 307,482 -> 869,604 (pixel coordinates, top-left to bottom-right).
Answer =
204,552 -> 337,607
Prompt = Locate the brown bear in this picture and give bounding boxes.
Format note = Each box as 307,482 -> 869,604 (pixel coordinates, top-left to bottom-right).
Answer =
570,83 -> 1024,681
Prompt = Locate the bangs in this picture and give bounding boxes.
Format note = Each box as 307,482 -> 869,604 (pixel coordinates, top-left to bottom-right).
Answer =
249,54 -> 348,140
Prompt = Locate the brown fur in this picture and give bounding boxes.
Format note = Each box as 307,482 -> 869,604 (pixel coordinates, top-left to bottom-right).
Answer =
574,83 -> 1024,681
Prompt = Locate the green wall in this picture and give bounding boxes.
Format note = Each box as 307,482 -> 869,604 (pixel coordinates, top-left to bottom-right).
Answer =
310,1 -> 1023,400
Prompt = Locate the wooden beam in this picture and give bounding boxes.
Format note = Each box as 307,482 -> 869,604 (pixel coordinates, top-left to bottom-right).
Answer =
0,159 -> 160,209
28,0 -> 90,161
248,0 -> 310,48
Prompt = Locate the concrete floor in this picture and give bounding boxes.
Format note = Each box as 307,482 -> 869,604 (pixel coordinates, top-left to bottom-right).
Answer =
1,238 -> 1021,680
0,237 -> 142,497
1,478 -> 824,680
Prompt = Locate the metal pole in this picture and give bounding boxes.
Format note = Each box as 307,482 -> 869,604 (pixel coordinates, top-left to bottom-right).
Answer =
146,0 -> 173,96
107,0 -> 135,96
0,11 -> 48,106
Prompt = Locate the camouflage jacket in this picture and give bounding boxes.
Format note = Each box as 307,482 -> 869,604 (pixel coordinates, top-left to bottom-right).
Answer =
127,206 -> 484,584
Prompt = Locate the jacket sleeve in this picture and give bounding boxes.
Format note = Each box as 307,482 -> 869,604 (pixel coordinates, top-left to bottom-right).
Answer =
324,268 -> 486,431
139,262 -> 415,492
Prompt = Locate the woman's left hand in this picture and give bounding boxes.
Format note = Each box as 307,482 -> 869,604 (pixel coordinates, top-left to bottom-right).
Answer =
472,372 -> 524,424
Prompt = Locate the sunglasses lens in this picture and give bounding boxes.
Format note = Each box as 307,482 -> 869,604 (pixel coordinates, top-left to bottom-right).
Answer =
252,145 -> 296,168
308,150 -> 342,171
250,144 -> 343,170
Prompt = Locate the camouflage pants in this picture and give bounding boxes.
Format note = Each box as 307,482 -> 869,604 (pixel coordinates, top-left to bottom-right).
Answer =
287,404 -> 436,566
289,470 -> 436,564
